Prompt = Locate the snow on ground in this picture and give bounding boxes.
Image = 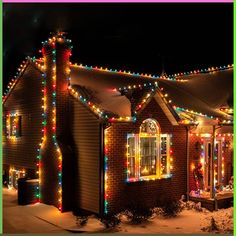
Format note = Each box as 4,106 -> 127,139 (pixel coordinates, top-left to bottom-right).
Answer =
3,188 -> 71,233
3,188 -> 233,234
114,208 -> 233,234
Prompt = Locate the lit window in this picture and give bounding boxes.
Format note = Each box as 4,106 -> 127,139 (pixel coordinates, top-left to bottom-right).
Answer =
6,114 -> 21,138
126,119 -> 173,182
8,167 -> 26,189
160,134 -> 173,176
127,134 -> 137,179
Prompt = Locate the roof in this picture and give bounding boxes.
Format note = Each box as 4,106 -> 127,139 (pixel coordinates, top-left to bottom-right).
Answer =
157,68 -> 233,123
70,63 -> 233,125
3,54 -> 233,126
70,64 -> 160,118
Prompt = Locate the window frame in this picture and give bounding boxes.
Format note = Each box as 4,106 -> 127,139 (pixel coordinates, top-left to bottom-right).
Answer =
126,119 -> 172,182
160,133 -> 172,178
139,129 -> 160,180
6,114 -> 22,138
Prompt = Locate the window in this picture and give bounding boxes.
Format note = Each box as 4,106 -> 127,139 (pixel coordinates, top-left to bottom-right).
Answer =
6,114 -> 21,138
126,119 -> 173,182
8,167 -> 26,189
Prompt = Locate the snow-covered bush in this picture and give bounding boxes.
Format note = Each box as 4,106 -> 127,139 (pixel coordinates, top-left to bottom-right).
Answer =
160,199 -> 183,217
100,214 -> 121,229
201,217 -> 219,233
125,203 -> 153,224
76,215 -> 88,227
181,200 -> 208,212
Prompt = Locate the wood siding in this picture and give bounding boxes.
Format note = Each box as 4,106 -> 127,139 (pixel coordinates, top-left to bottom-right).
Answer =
3,63 -> 43,174
69,96 -> 101,214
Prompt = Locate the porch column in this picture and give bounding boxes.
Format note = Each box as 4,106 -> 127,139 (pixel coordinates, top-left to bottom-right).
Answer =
186,126 -> 190,201
210,125 -> 216,199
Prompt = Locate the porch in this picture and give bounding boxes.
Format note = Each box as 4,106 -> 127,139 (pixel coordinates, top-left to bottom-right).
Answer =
189,190 -> 233,211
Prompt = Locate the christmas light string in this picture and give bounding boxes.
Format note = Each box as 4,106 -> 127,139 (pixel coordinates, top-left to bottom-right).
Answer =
157,84 -> 233,125
35,72 -> 47,203
71,63 -> 233,82
8,168 -> 26,189
2,35 -> 233,214
104,128 -> 109,214
72,63 -> 185,82
41,37 -> 63,211
68,86 -> 137,122
168,64 -> 233,79
2,59 -> 29,103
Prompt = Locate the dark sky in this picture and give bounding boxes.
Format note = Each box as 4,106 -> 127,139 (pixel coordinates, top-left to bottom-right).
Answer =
3,3 -> 233,89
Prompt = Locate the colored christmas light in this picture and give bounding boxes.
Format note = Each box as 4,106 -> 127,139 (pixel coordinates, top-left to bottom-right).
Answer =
8,167 -> 26,189
35,72 -> 47,203
104,128 -> 109,214
72,63 -> 233,83
69,86 -> 137,122
5,113 -> 20,139
126,122 -> 173,183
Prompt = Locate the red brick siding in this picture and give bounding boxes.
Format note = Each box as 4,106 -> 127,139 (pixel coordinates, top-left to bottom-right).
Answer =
40,41 -> 73,211
106,98 -> 187,213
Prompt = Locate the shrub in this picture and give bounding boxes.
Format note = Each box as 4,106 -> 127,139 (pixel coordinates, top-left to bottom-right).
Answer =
76,215 -> 88,227
160,199 -> 183,217
125,203 -> 153,224
201,217 -> 219,232
100,214 -> 121,229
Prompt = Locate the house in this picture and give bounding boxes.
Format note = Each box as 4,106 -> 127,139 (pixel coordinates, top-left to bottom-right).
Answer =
3,33 -> 233,215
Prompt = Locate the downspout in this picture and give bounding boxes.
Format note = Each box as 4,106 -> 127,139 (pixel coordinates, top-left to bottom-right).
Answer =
186,126 -> 190,201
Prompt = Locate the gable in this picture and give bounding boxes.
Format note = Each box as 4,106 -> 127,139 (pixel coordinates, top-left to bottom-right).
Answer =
137,96 -> 179,129
4,63 -> 43,110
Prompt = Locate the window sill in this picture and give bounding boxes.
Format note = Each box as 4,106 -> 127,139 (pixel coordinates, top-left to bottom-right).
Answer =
7,136 -> 21,140
127,174 -> 172,183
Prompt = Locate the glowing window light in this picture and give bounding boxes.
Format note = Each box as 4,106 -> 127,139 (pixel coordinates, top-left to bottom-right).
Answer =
126,119 -> 173,182
8,167 -> 26,189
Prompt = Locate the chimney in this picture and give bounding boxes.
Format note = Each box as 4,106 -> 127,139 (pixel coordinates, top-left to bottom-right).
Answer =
40,32 -> 73,211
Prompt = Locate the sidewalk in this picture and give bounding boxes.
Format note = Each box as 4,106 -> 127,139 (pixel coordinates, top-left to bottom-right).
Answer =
3,188 -> 71,233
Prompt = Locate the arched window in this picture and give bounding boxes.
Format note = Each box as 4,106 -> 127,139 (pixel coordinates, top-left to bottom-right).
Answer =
127,119 -> 172,182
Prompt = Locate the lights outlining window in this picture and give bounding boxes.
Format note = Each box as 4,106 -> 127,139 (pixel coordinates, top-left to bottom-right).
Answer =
160,134 -> 173,176
6,113 -> 21,138
8,167 -> 26,189
126,119 -> 173,182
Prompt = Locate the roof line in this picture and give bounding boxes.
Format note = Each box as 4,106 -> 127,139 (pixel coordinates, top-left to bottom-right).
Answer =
168,64 -> 233,79
68,86 -> 136,122
70,63 -> 187,82
70,62 -> 233,82
2,58 -> 44,104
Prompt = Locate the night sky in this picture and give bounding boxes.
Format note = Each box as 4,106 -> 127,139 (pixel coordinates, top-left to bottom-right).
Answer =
3,3 -> 233,89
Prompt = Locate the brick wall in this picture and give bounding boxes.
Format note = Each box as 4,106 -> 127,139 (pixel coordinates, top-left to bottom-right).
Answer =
105,98 -> 187,213
40,39 -> 73,211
